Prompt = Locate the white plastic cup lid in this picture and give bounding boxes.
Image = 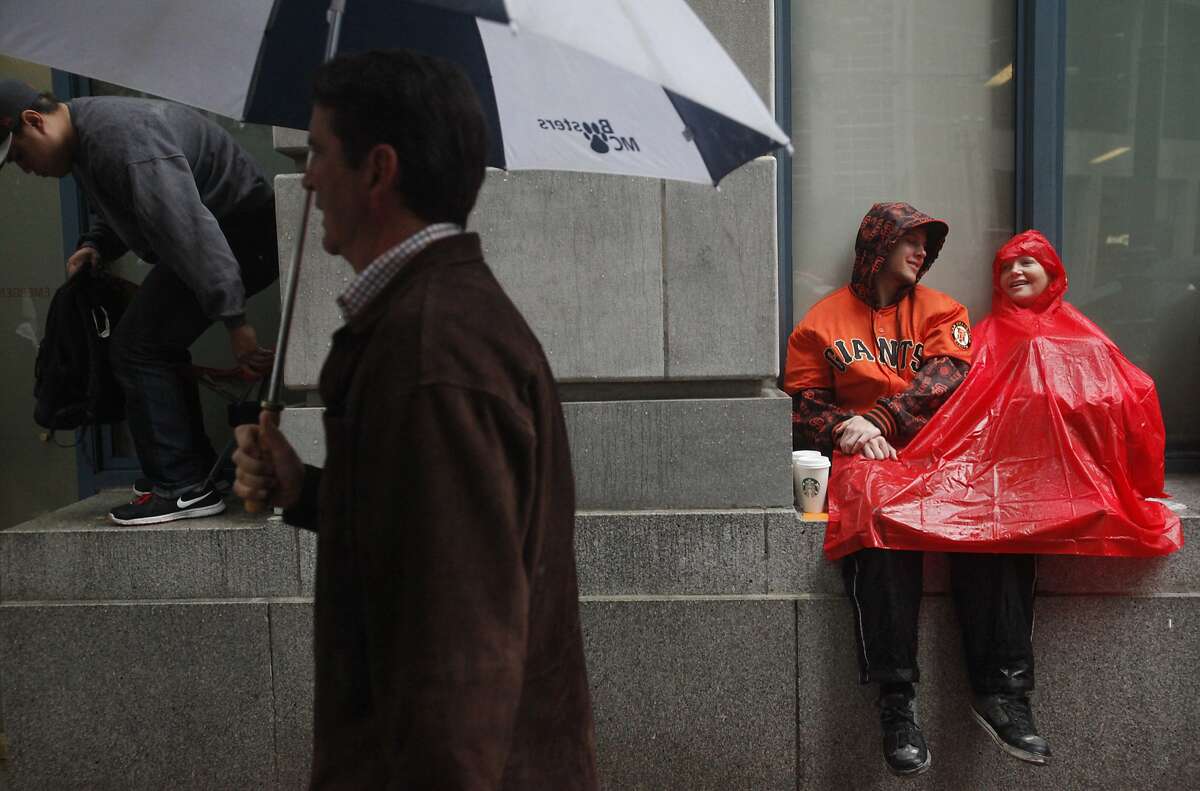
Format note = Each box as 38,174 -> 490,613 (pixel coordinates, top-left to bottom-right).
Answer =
792,454 -> 831,469
792,450 -> 822,459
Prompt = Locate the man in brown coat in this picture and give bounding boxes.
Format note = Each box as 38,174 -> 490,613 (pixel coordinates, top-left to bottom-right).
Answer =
233,50 -> 599,790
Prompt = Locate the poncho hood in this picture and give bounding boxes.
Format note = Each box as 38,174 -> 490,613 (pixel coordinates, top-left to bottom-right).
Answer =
991,229 -> 1068,316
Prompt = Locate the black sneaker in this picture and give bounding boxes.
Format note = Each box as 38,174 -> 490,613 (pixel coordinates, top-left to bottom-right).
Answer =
971,693 -> 1051,765
109,487 -> 226,525
879,692 -> 931,777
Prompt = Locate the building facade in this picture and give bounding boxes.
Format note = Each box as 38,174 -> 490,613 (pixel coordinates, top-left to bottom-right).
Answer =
0,2 -> 1197,789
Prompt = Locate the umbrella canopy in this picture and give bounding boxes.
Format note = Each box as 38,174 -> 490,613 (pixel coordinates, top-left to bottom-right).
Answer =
0,0 -> 789,185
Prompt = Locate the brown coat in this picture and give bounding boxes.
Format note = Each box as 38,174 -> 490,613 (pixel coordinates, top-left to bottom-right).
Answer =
285,234 -> 598,790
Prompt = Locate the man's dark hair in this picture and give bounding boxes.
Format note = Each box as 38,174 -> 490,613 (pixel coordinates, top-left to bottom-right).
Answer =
31,92 -> 60,113
12,92 -> 63,136
313,50 -> 488,226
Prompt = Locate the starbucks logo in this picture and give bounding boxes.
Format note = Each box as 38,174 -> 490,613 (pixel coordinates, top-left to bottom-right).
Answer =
800,478 -> 820,498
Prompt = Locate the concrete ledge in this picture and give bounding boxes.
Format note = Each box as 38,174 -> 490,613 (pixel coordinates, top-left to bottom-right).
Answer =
576,509 -> 776,595
0,478 -> 1196,790
1,503 -> 791,602
277,394 -> 795,512
1,480 -> 1192,603
769,474 -> 1198,597
766,507 -> 843,594
0,492 -> 302,602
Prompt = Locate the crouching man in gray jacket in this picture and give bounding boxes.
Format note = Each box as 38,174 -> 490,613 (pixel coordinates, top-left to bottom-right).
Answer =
1,79 -> 277,524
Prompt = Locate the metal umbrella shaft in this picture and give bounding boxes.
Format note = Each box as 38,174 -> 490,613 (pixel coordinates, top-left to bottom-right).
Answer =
261,0 -> 347,413
246,1 -> 345,513
261,186 -> 314,412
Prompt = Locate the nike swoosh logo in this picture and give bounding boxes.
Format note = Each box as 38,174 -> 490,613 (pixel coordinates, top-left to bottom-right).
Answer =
177,493 -> 211,508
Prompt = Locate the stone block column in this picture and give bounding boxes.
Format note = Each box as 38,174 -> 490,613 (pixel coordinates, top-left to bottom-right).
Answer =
272,159 -> 791,507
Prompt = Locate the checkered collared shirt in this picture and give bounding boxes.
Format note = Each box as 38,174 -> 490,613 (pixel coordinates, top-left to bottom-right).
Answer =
337,223 -> 463,320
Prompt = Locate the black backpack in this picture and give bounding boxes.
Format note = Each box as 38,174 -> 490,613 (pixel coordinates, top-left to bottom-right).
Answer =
33,270 -> 129,437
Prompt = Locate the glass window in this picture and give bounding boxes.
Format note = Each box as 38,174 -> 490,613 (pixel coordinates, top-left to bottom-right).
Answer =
1064,0 -> 1200,449
790,0 -> 1016,326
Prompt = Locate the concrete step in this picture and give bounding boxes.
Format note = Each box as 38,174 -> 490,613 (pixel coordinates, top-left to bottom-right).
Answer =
4,479 -> 1195,602
0,478 -> 1196,789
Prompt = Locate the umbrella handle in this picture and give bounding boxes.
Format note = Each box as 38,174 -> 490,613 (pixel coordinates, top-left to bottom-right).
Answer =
244,403 -> 284,514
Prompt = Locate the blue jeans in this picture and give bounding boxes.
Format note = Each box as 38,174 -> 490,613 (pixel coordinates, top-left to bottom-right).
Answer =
109,199 -> 278,496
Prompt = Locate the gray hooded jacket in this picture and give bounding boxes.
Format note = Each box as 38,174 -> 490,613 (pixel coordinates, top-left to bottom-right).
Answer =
70,96 -> 272,326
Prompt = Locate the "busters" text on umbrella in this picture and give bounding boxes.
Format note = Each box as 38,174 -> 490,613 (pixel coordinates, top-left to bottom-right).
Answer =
537,117 -> 640,154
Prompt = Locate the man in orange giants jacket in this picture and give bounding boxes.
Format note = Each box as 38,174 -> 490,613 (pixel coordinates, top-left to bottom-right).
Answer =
783,202 -> 1050,776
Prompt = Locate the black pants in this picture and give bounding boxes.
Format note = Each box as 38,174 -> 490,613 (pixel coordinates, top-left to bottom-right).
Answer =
842,549 -> 1036,694
109,198 -> 279,495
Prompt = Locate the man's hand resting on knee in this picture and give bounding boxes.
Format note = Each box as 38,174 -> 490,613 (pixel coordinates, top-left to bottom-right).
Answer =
233,412 -> 304,510
834,416 -> 898,460
834,415 -> 881,455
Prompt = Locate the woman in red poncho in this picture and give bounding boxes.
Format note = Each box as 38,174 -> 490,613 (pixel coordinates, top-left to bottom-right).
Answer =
828,230 -> 1183,559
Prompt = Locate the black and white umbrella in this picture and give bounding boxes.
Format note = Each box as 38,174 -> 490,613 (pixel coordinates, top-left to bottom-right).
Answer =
1,0 -> 789,417
0,0 -> 789,185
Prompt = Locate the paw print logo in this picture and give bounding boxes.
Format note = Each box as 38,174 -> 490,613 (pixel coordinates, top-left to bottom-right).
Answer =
581,122 -> 610,154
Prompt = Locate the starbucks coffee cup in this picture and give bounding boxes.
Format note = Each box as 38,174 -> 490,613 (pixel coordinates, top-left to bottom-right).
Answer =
791,451 -> 831,513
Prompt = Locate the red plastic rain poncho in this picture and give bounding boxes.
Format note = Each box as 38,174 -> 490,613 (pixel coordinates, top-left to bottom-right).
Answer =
825,230 -> 1183,559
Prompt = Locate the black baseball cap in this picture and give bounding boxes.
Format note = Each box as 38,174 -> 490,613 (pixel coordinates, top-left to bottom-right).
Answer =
0,79 -> 42,171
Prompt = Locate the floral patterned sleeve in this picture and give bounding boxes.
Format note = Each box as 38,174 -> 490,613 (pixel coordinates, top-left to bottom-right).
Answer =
792,388 -> 857,456
863,356 -> 970,444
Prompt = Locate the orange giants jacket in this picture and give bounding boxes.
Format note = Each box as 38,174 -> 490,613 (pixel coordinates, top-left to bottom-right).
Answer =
784,202 -> 973,452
